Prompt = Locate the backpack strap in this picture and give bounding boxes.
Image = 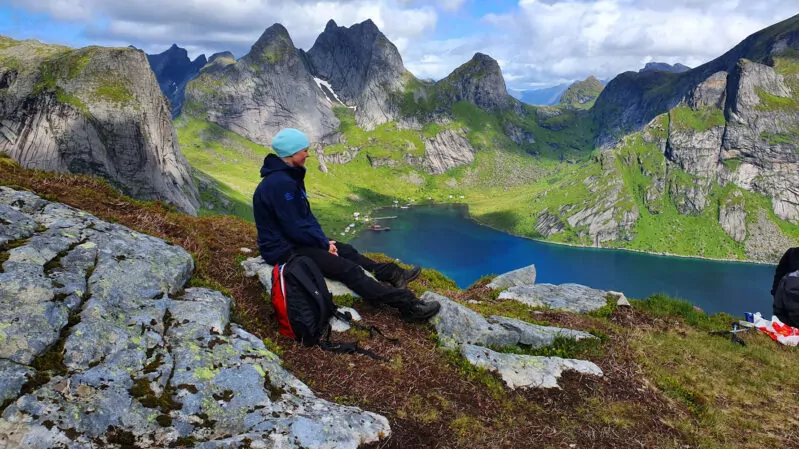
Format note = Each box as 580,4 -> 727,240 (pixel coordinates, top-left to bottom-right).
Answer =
319,325 -> 389,362
332,309 -> 399,344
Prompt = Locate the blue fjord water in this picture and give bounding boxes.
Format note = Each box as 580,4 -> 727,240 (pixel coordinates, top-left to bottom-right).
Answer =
350,204 -> 777,316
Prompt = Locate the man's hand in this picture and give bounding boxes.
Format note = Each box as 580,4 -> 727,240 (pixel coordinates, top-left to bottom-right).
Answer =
328,240 -> 338,256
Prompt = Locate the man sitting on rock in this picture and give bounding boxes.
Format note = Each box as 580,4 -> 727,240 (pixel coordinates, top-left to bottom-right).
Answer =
252,128 -> 440,322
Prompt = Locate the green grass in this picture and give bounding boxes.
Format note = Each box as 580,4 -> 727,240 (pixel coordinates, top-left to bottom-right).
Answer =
175,116 -> 271,220
760,129 -> 799,148
94,79 -> 135,105
629,294 -> 799,448
756,88 -> 798,111
332,107 -> 425,159
669,105 -> 726,132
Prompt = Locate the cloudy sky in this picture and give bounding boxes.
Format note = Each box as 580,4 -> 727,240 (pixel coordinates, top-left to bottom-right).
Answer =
0,0 -> 797,90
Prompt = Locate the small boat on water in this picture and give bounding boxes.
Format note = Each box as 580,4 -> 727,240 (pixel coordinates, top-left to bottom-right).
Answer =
368,225 -> 391,231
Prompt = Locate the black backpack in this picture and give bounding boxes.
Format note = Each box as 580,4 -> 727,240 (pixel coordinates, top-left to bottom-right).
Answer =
774,270 -> 799,328
271,255 -> 396,358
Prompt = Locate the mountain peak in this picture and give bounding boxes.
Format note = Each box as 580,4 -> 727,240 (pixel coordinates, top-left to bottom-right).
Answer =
558,76 -> 605,110
437,51 -> 511,112
246,23 -> 296,65
325,19 -> 338,32
307,17 -> 407,113
472,52 -> 494,62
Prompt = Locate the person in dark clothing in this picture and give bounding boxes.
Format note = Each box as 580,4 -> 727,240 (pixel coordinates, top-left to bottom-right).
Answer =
253,128 -> 440,322
772,247 -> 799,296
772,247 -> 799,326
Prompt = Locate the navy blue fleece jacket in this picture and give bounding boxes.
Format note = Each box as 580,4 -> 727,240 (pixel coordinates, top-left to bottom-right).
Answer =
253,154 -> 329,264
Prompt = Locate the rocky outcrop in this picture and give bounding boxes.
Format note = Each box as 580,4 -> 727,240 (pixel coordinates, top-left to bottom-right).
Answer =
504,123 -> 536,145
487,264 -> 536,290
0,38 -> 200,215
462,344 -> 603,390
498,284 -> 610,314
146,44 -> 206,117
554,153 -> 638,245
306,19 -> 410,130
745,210 -> 796,261
435,53 -> 513,112
421,291 -> 602,389
184,24 -> 339,144
200,51 -> 236,74
719,190 -> 747,242
421,128 -> 475,175
317,146 -> 360,173
0,187 -> 390,448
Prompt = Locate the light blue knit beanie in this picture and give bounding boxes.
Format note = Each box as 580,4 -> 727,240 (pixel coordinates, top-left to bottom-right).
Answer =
271,128 -> 310,158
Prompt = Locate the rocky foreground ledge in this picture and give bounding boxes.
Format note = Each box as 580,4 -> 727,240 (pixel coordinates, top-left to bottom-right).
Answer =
0,187 -> 389,448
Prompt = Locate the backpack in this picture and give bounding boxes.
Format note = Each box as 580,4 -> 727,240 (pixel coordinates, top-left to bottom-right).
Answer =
774,270 -> 799,328
271,255 -> 396,358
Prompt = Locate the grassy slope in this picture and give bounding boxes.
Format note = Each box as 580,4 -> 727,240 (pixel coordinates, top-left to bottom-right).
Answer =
2,153 -> 798,448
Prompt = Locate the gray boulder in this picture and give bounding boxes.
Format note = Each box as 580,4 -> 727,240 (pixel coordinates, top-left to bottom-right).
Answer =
0,187 -> 390,448
498,283 -> 609,313
462,344 -> 603,389
487,264 -> 536,290
0,39 -> 200,215
422,292 -> 597,349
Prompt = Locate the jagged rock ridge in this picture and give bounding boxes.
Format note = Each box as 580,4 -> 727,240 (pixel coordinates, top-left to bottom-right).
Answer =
184,24 -> 339,144
305,19 -> 411,130
146,44 -> 206,118
0,36 -> 200,215
0,186 -> 389,448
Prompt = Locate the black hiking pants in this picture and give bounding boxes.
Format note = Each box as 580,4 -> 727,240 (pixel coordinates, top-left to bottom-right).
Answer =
280,242 -> 415,310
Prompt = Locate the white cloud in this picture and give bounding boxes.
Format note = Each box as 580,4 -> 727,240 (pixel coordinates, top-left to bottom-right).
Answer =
9,0 -> 437,60
437,0 -> 467,12
473,0 -> 799,88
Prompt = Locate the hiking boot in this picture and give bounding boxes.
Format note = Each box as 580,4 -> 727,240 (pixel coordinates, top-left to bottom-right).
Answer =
392,266 -> 422,289
401,299 -> 440,323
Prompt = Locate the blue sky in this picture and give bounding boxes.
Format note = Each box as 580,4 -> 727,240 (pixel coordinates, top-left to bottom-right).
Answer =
1,0 -> 797,89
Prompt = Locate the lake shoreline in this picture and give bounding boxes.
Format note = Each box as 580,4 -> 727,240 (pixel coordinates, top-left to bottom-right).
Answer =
362,201 -> 776,267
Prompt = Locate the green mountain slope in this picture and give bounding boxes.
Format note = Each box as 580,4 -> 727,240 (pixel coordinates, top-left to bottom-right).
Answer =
176,15 -> 799,263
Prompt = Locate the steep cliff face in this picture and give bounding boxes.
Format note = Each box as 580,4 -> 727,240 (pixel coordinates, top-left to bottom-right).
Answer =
420,128 -> 476,175
146,44 -> 206,117
658,58 -> 799,223
594,14 -> 799,148
0,37 -> 200,215
183,24 -> 339,144
435,53 -> 513,112
306,19 -> 409,130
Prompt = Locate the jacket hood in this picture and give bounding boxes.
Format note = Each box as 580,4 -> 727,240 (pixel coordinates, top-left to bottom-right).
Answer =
260,153 -> 305,179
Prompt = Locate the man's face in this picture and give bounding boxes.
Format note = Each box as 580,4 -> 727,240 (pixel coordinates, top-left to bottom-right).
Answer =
289,148 -> 310,168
